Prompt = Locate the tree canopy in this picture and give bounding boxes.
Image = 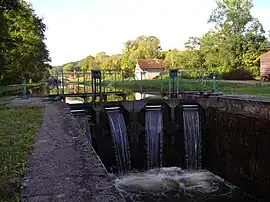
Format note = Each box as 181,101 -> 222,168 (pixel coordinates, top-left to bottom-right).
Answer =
44,0 -> 270,80
0,0 -> 51,85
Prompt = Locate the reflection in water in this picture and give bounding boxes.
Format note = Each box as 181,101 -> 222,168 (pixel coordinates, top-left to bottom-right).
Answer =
65,97 -> 84,104
27,84 -> 158,102
113,167 -> 256,202
135,93 -> 160,100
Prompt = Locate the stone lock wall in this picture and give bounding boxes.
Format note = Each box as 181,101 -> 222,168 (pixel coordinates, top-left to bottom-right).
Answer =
200,97 -> 270,201
74,99 -> 200,171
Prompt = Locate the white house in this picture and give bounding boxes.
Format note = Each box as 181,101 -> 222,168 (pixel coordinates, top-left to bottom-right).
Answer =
135,59 -> 164,80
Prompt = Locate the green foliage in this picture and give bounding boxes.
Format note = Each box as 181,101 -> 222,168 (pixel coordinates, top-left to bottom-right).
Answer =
53,35 -> 163,78
0,106 -> 43,200
0,0 -> 51,85
0,96 -> 17,106
0,83 -> 43,96
116,78 -> 270,98
163,49 -> 184,69
202,0 -> 270,79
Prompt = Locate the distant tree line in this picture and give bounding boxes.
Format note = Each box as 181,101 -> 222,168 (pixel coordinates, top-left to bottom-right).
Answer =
0,0 -> 51,85
52,0 -> 270,80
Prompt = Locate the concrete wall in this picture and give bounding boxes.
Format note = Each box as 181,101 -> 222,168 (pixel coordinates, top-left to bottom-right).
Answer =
200,96 -> 270,201
145,68 -> 163,80
260,51 -> 270,80
135,64 -> 145,80
134,63 -> 163,80
199,96 -> 270,118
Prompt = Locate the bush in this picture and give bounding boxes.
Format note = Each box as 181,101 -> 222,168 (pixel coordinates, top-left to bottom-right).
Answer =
221,68 -> 254,80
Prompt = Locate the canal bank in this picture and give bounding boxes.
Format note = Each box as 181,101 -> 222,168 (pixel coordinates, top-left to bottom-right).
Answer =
20,100 -> 124,201
13,94 -> 270,201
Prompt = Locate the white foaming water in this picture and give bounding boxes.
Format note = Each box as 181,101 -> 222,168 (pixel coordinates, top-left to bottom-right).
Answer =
114,167 -> 232,194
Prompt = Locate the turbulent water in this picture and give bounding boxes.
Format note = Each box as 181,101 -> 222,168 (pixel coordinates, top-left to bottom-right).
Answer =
183,106 -> 202,170
113,167 -> 256,202
145,109 -> 163,169
107,109 -> 131,174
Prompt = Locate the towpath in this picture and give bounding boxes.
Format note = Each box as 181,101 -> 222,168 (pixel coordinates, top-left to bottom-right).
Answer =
6,98 -> 124,202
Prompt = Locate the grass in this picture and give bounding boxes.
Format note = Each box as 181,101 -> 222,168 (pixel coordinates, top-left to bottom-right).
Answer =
115,79 -> 270,98
0,96 -> 17,107
0,83 -> 43,96
0,106 -> 44,201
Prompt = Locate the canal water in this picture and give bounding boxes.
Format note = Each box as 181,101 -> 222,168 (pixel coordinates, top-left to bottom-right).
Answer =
23,84 -> 158,102
112,167 -> 257,202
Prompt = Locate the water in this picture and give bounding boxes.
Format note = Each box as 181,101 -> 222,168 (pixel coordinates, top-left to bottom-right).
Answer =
183,106 -> 201,170
107,109 -> 131,174
135,92 -> 161,100
113,167 -> 257,202
145,108 -> 163,169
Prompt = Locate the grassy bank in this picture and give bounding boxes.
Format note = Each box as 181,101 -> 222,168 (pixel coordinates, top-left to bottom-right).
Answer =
0,83 -> 44,96
0,107 -> 43,201
0,96 -> 17,107
115,79 -> 270,98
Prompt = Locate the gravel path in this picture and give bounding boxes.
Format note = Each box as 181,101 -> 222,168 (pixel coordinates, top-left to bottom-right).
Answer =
8,98 -> 124,201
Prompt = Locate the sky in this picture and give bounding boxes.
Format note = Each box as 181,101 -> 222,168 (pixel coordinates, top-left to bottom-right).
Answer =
25,0 -> 270,66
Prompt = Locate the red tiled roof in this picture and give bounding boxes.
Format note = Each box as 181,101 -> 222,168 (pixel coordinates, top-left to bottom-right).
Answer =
137,59 -> 164,69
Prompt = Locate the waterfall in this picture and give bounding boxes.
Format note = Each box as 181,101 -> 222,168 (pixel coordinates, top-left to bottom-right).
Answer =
107,108 -> 131,174
145,106 -> 163,169
183,105 -> 201,170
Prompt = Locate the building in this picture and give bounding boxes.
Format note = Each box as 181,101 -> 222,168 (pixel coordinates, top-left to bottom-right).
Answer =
135,59 -> 164,80
260,51 -> 270,81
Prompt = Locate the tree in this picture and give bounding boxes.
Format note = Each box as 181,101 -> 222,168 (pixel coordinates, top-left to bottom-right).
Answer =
63,63 -> 73,72
1,0 -> 51,84
0,0 -> 19,76
199,31 -> 223,73
180,37 -> 205,71
81,55 -> 95,71
95,52 -> 109,69
207,0 -> 270,78
163,49 -> 184,69
121,35 -> 163,76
